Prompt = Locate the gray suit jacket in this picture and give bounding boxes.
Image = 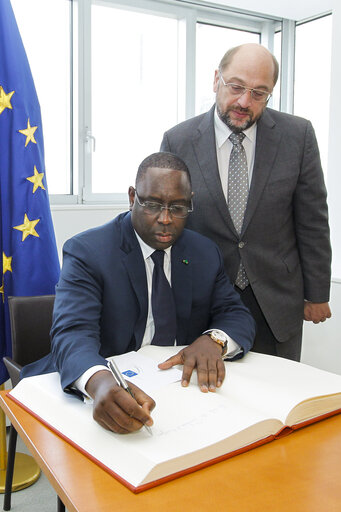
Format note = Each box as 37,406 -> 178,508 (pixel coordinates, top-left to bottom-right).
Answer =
161,105 -> 331,342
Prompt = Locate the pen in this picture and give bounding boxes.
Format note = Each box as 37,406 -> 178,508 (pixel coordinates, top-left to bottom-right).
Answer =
107,359 -> 153,435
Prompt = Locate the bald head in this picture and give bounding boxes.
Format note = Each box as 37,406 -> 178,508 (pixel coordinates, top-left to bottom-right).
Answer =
219,43 -> 279,87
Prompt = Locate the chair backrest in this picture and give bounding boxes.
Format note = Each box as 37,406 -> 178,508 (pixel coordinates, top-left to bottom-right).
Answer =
8,295 -> 55,367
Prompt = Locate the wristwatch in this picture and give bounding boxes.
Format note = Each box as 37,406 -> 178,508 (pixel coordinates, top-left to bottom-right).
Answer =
208,330 -> 228,357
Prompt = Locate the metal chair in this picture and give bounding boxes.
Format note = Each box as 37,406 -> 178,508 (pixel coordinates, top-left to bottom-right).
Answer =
2,295 -> 65,512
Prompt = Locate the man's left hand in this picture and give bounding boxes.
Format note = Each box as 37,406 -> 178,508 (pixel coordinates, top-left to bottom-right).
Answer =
304,302 -> 331,323
158,335 -> 225,392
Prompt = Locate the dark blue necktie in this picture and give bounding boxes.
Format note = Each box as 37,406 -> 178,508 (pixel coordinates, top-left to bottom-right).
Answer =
151,250 -> 177,346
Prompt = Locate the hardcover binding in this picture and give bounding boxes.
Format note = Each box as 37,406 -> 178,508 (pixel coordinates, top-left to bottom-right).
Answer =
7,391 -> 341,493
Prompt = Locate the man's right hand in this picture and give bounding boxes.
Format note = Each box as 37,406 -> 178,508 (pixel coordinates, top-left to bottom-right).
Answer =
85,370 -> 155,434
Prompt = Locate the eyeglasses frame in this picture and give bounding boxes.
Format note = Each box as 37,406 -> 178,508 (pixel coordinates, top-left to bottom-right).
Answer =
219,73 -> 272,103
134,189 -> 194,218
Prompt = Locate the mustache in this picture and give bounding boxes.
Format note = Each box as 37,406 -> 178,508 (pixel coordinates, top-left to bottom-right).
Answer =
230,105 -> 252,115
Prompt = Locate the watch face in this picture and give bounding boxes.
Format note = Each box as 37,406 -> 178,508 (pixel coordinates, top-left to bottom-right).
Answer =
211,331 -> 227,343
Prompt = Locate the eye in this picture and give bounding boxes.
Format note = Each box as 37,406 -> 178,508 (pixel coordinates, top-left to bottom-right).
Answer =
171,205 -> 186,215
253,90 -> 267,100
229,84 -> 244,94
144,202 -> 161,211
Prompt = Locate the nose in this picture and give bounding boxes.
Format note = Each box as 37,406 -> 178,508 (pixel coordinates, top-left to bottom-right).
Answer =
237,89 -> 253,108
158,207 -> 172,224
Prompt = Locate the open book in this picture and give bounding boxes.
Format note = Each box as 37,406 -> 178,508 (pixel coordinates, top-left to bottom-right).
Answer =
9,346 -> 341,493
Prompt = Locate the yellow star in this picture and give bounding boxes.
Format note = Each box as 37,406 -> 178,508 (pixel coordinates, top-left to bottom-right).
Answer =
3,252 -> 13,275
0,86 -> 15,115
18,118 -> 37,147
0,280 -> 4,303
13,213 -> 40,241
26,165 -> 45,193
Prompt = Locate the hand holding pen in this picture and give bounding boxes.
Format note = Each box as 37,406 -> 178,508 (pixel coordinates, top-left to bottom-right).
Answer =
85,363 -> 155,434
107,359 -> 153,435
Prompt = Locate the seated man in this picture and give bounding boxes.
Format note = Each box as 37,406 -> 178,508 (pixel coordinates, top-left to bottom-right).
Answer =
22,152 -> 255,434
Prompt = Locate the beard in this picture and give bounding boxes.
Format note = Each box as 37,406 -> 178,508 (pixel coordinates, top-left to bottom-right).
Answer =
217,103 -> 259,133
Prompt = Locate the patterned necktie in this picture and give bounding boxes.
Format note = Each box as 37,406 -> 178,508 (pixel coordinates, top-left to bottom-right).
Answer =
150,250 -> 177,345
228,132 -> 249,290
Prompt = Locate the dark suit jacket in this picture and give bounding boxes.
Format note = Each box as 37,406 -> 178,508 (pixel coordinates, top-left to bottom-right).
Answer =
161,105 -> 331,343
22,212 -> 255,389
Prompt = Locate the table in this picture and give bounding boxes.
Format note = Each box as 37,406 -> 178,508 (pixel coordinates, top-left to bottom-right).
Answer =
1,390 -> 340,512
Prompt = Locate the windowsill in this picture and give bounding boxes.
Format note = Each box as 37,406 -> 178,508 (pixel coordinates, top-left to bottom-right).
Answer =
51,203 -> 128,211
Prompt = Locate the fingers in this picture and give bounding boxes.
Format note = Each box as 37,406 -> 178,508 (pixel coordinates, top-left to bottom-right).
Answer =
158,353 -> 184,370
87,370 -> 155,434
304,302 -> 332,324
128,381 -> 156,417
180,354 -> 196,388
93,386 -> 153,434
158,337 -> 227,392
194,357 -> 226,392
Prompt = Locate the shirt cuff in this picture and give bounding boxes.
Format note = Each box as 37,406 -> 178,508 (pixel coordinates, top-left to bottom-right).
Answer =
74,365 -> 110,398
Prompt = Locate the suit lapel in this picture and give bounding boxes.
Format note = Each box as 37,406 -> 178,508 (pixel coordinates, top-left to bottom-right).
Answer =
242,109 -> 281,234
192,106 -> 237,235
120,214 -> 148,347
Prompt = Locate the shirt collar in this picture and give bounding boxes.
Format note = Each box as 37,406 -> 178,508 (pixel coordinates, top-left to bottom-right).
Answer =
214,106 -> 257,148
134,230 -> 172,261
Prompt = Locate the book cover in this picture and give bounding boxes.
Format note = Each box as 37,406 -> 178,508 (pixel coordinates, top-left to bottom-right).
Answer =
9,348 -> 341,492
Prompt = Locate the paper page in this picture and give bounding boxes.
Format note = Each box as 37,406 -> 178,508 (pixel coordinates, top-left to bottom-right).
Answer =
9,370 -> 276,487
139,346 -> 341,424
107,351 -> 182,396
9,348 -> 341,488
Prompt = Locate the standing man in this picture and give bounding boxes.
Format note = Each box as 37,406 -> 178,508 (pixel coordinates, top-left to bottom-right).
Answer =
161,43 -> 331,361
22,152 -> 255,434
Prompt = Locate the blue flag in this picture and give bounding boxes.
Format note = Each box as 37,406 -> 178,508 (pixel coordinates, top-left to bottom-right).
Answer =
0,0 -> 60,384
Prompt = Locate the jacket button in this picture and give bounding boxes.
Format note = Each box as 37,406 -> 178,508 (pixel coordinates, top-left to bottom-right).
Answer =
238,241 -> 245,248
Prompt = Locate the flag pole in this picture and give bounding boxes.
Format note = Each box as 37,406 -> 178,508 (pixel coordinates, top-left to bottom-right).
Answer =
0,385 -> 40,493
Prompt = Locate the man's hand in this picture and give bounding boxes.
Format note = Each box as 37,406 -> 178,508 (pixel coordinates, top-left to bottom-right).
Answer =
85,370 -> 155,434
158,335 -> 225,393
304,302 -> 331,324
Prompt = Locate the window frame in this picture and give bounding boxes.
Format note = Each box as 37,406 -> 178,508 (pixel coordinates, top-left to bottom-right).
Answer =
50,0 -> 295,205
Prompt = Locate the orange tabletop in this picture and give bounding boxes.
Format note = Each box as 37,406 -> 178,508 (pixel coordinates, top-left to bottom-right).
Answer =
1,390 -> 341,512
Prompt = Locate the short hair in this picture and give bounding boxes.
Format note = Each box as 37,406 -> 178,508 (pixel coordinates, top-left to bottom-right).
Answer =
219,45 -> 279,86
136,152 -> 192,188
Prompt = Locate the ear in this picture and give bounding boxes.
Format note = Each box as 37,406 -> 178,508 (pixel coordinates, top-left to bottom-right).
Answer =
213,69 -> 220,93
128,186 -> 135,210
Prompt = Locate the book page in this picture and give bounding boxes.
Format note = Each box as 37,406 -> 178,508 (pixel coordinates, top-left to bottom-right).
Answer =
9,370 -> 278,488
140,346 -> 341,425
9,348 -> 341,489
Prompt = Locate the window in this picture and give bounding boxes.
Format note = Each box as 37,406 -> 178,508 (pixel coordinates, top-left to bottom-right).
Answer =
91,5 -> 179,197
272,30 -> 282,111
196,24 -> 259,115
11,0 -> 71,195
294,14 -> 332,173
10,0 -> 291,204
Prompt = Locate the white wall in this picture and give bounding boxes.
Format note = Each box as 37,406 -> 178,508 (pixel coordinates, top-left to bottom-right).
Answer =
51,205 -> 124,262
328,4 -> 341,280
301,280 -> 341,374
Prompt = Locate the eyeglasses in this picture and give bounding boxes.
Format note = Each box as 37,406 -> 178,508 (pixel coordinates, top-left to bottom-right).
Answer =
219,74 -> 272,103
134,190 -> 193,218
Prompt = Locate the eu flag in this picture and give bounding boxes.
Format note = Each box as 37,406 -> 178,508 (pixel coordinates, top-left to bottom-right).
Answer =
0,0 -> 60,384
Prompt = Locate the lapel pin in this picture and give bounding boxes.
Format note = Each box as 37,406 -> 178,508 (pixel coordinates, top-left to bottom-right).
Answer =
182,259 -> 189,265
